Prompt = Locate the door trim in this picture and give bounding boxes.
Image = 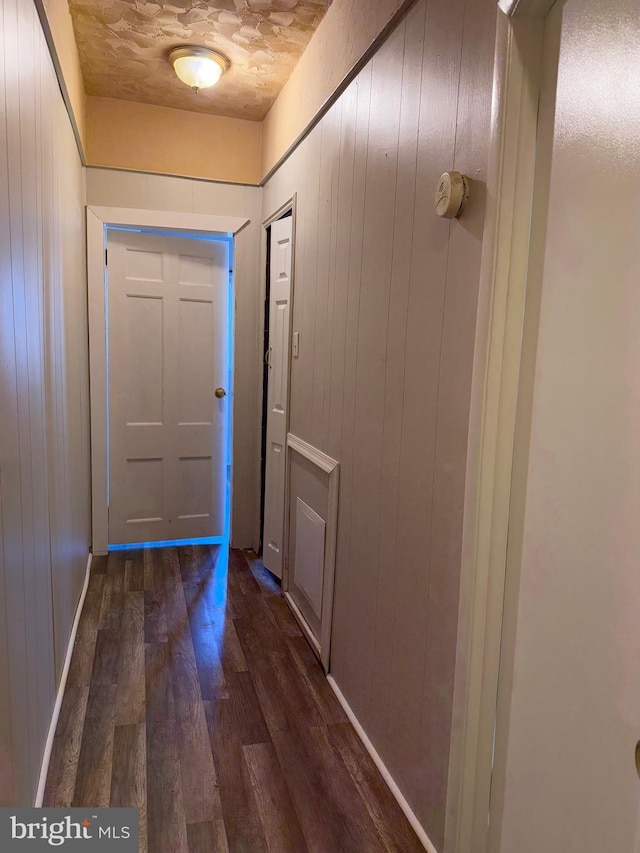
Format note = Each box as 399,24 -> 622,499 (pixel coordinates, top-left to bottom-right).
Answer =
87,205 -> 249,555
445,3 -> 557,851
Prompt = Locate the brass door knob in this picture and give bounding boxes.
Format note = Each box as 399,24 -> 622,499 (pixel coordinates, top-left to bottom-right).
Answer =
215,387 -> 227,398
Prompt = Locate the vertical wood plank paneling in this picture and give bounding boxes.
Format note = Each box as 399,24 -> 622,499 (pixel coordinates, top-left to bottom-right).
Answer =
0,0 -> 90,806
385,0 -> 464,816
310,103 -> 341,452
292,123 -> 322,443
261,0 -> 496,844
368,0 -> 427,756
415,0 -> 497,841
323,78 -> 358,681
326,79 -> 357,464
322,99 -> 344,456
5,0 -> 40,800
343,21 -> 406,729
25,5 -> 57,787
331,64 -> 373,683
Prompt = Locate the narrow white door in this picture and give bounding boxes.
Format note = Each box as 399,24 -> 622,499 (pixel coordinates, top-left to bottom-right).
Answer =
262,216 -> 293,577
107,229 -> 230,546
495,1 -> 640,850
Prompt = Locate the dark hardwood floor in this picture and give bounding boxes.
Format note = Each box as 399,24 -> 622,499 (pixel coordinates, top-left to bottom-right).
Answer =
43,546 -> 424,852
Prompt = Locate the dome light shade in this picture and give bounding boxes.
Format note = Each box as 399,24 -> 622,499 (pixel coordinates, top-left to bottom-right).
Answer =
169,47 -> 228,93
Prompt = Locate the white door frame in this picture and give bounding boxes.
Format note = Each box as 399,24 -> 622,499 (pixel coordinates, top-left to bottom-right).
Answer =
87,205 -> 249,556
445,2 -> 557,851
260,195 -> 297,583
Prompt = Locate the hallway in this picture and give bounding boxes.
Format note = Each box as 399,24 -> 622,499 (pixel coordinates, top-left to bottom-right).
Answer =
42,546 -> 423,852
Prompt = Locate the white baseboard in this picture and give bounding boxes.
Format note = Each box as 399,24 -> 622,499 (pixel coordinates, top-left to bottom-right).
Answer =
35,552 -> 93,806
326,675 -> 438,853
283,591 -> 322,661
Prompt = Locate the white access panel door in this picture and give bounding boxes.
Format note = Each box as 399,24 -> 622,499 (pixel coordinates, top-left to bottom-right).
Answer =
262,216 -> 293,577
107,229 -> 230,545
497,1 -> 640,851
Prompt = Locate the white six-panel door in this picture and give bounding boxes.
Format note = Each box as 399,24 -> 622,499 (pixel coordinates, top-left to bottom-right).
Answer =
262,216 -> 293,577
107,229 -> 229,545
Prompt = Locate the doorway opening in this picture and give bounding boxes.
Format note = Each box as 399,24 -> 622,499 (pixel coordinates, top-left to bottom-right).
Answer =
105,225 -> 234,552
260,202 -> 295,578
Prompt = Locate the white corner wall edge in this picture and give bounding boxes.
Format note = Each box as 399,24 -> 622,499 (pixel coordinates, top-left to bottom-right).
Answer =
327,675 -> 438,853
35,552 -> 93,806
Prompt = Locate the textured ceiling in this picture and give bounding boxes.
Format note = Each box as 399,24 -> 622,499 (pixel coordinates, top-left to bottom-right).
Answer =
69,0 -> 333,121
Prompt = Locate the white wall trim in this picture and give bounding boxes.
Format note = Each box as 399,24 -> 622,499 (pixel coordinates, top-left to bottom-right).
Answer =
87,205 -> 249,554
445,2 -> 550,852
35,552 -> 92,806
327,675 -> 438,853
283,590 -> 322,658
285,434 -> 339,672
88,206 -> 248,236
286,433 -> 338,475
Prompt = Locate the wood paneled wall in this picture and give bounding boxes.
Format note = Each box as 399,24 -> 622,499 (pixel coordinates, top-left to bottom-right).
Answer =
262,0 -> 497,846
85,169 -> 263,551
0,0 -> 90,806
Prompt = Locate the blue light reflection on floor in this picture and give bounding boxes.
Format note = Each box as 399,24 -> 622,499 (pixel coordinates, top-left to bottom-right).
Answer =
108,536 -> 227,551
108,537 -> 230,649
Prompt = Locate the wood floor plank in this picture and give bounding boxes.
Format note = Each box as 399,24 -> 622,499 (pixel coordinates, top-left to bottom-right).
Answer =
116,593 -> 146,726
243,741 -> 309,853
42,685 -> 89,806
66,574 -> 104,688
270,648 -> 326,731
176,544 -> 201,585
305,724 -> 389,853
234,617 -> 292,734
144,588 -> 168,644
143,548 -> 155,591
72,684 -> 117,807
229,548 -> 262,595
227,670 -> 271,746
111,723 -> 147,853
205,697 -> 268,851
125,549 -> 144,593
269,724 -> 347,852
326,721 -> 425,852
266,594 -> 304,639
287,635 -> 347,725
100,552 -> 125,631
47,548 -> 425,852
221,619 -> 248,675
145,642 -> 175,722
146,718 -> 189,853
90,630 -> 120,688
175,713 -> 223,826
161,550 -> 224,826
65,632 -> 99,690
182,579 -> 228,701
186,820 -> 229,853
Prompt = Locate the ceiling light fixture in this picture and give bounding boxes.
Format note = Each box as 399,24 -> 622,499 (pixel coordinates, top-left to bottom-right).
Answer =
169,46 -> 229,94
